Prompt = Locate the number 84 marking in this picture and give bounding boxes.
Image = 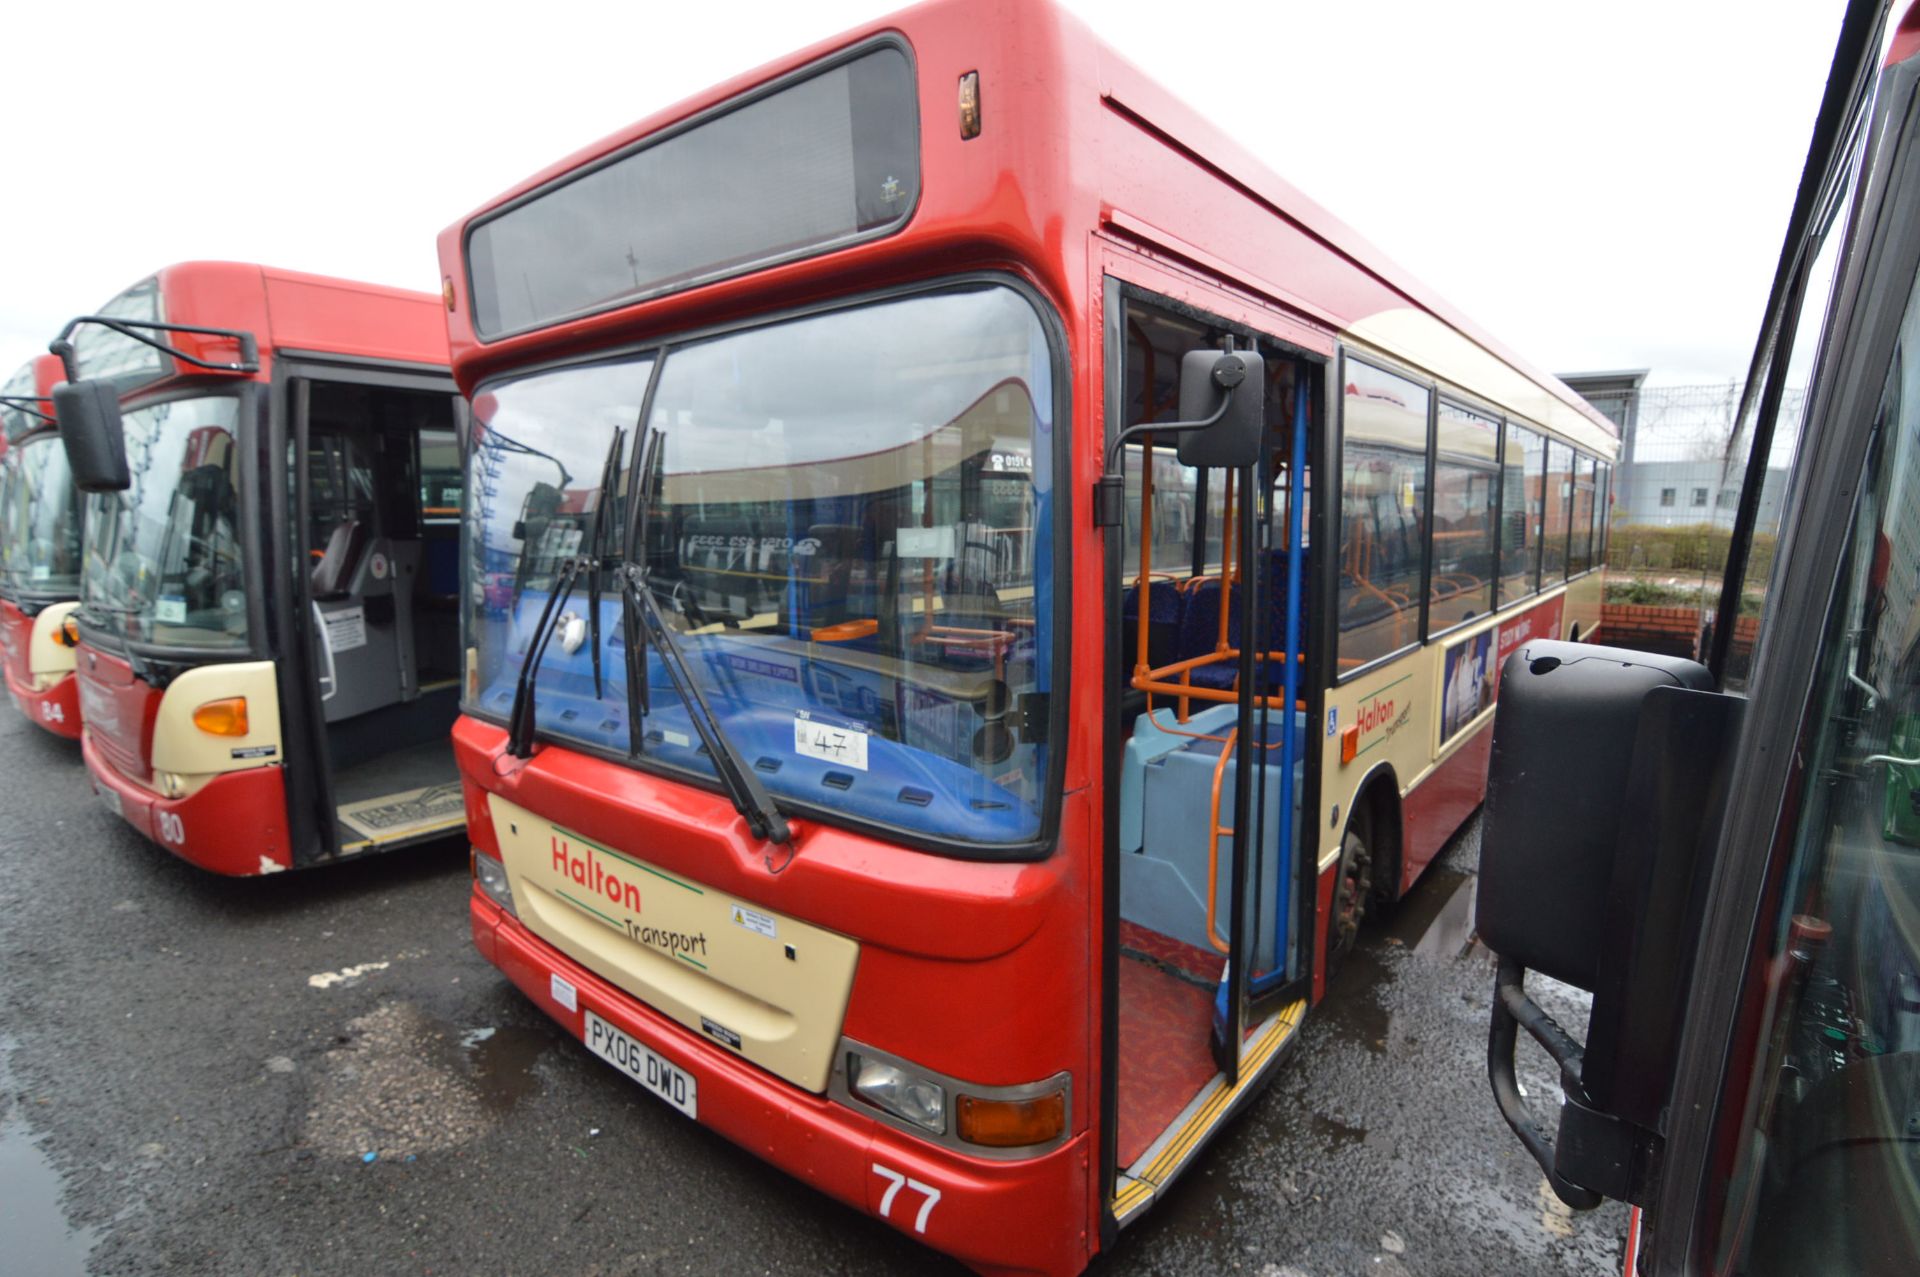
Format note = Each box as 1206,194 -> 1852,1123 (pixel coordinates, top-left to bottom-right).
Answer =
871,1163 -> 941,1234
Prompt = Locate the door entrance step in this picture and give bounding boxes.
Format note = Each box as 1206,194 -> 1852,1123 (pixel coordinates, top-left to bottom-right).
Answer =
337,782 -> 465,849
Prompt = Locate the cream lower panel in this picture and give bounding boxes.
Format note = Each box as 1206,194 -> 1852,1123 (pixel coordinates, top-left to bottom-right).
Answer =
28,602 -> 78,677
489,794 -> 859,1094
151,661 -> 285,776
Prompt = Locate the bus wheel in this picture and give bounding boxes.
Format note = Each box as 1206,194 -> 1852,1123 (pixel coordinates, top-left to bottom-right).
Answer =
1328,820 -> 1374,977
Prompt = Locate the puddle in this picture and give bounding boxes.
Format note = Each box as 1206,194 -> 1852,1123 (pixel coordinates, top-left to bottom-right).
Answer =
463,1021 -> 547,1113
1382,866 -> 1482,962
1315,947 -> 1393,1055
1308,1113 -> 1367,1150
0,1038 -> 99,1276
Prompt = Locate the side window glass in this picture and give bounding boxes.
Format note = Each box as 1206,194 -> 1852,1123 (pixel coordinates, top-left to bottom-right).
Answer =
1499,424 -> 1544,606
1569,453 -> 1596,575
1339,360 -> 1429,667
419,428 -> 462,527
1542,440 -> 1571,579
1429,401 -> 1498,631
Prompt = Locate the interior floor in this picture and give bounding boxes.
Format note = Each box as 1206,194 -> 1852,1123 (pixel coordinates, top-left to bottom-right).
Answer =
1116,920 -> 1226,1170
333,736 -> 458,807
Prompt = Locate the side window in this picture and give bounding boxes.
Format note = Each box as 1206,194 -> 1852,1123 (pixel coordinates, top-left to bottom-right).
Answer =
1569,453 -> 1596,575
306,430 -> 377,558
1541,440 -> 1571,579
1499,423 -> 1544,606
1339,359 -> 1429,668
1598,463 -> 1611,563
419,428 -> 462,527
1429,401 -> 1498,631
1714,262 -> 1920,1270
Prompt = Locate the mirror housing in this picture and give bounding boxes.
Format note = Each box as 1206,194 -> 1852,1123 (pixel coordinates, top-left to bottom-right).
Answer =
1479,641 -> 1713,986
53,380 -> 129,493
1478,639 -> 1741,1209
1175,349 -> 1265,469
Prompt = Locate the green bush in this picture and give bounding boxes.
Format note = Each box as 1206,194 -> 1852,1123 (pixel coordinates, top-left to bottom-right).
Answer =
1605,578 -> 1707,607
1604,521 -> 1775,577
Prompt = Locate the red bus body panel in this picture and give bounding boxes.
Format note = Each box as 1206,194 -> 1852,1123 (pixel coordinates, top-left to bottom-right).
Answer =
0,601 -> 80,740
83,728 -> 291,875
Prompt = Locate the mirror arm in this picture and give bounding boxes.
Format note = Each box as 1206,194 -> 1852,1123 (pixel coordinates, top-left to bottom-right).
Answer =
50,316 -> 261,382
1489,956 -> 1606,1211
1094,389 -> 1235,528
0,395 -> 55,426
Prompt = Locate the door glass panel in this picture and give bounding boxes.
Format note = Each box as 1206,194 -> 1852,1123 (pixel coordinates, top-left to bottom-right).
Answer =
1714,260 -> 1920,1274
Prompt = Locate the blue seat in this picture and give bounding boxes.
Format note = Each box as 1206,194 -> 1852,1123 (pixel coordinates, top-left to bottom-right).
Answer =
1123,577 -> 1185,673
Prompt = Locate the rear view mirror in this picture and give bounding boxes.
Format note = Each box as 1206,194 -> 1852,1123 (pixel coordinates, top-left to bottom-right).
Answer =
1175,349 -> 1265,469
53,380 -> 129,492
1478,639 -> 1738,1209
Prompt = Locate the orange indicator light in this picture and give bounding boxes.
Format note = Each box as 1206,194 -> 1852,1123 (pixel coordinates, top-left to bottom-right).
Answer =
60,615 -> 81,647
956,1089 -> 1065,1148
1340,724 -> 1360,765
192,697 -> 249,737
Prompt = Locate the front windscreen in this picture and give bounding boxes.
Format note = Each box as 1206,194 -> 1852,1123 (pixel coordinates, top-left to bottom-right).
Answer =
82,395 -> 249,650
466,284 -> 1056,847
0,438 -> 82,598
72,276 -> 168,385
467,45 -> 919,338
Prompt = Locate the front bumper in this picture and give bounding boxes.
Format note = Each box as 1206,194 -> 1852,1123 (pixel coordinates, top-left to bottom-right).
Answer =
472,889 -> 1090,1277
82,730 -> 292,875
6,666 -> 80,740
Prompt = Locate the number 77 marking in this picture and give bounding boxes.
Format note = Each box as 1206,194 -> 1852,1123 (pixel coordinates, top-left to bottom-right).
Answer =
872,1163 -> 942,1234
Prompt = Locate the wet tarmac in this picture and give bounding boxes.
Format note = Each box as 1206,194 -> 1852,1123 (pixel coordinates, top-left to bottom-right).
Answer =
0,709 -> 1628,1275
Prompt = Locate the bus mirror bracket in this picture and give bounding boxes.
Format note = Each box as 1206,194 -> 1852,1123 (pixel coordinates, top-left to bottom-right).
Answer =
52,380 -> 130,493
1094,350 -> 1265,527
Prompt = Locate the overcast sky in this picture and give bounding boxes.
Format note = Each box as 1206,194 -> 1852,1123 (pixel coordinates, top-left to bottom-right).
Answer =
0,0 -> 1848,390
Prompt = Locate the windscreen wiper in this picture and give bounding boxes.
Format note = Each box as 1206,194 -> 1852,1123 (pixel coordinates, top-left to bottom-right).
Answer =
620,426 -> 792,852
505,556 -> 582,759
585,426 -> 625,701
504,426 -> 628,759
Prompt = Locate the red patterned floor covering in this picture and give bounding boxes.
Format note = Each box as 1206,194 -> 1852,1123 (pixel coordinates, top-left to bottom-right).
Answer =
1115,946 -> 1220,1170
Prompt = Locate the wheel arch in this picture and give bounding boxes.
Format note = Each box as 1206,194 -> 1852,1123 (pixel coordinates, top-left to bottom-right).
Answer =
1340,761 -> 1404,903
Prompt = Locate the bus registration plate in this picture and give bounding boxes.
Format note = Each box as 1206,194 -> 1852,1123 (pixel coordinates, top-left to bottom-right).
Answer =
584,1010 -> 697,1119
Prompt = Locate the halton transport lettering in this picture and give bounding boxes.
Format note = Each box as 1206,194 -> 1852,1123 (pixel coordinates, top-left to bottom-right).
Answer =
551,835 -> 709,960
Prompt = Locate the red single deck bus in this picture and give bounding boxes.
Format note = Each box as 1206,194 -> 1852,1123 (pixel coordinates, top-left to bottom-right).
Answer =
0,353 -> 85,737
52,263 -> 467,875
440,4 -> 1615,1272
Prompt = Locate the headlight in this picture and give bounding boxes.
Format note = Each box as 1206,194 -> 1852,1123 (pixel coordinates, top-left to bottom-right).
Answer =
849,1053 -> 946,1134
473,849 -> 516,916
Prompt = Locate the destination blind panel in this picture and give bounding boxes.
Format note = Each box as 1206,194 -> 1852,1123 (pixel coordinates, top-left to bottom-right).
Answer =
467,46 -> 919,339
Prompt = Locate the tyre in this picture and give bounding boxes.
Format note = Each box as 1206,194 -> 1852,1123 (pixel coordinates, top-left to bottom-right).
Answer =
1326,817 -> 1374,979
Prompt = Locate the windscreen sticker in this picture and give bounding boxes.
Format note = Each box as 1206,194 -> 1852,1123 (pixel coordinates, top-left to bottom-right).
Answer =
794,710 -> 869,771
323,606 -> 367,654
30,564 -> 50,582
896,526 -> 955,559
155,596 -> 187,623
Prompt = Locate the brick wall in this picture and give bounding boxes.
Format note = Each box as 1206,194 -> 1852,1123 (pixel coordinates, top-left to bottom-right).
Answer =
1601,603 -> 1701,659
